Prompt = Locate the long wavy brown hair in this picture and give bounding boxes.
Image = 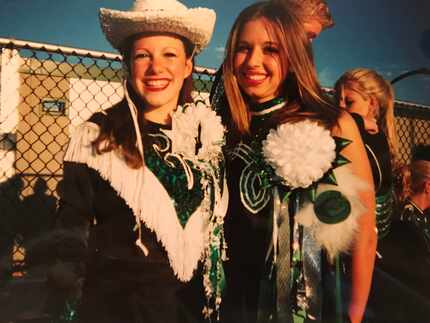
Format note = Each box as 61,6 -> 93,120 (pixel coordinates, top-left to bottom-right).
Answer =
91,33 -> 195,169
222,1 -> 339,139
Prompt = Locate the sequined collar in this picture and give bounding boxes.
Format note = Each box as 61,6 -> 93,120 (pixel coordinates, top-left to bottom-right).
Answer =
250,97 -> 286,116
401,199 -> 429,226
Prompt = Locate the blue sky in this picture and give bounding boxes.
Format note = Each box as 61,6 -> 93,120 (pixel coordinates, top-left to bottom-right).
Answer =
1,0 -> 429,105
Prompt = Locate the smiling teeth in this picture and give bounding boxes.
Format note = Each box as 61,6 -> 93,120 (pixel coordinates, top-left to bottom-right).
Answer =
145,80 -> 169,87
246,74 -> 266,81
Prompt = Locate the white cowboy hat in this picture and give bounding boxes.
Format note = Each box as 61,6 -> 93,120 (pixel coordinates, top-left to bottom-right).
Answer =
99,0 -> 216,54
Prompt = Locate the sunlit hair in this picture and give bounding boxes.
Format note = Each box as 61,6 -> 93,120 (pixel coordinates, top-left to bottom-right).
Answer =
223,1 -> 338,136
92,33 -> 195,169
275,0 -> 334,30
398,160 -> 430,202
334,68 -> 398,161
398,145 -> 430,202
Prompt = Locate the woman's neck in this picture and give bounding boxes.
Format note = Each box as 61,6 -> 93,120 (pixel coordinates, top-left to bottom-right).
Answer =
143,104 -> 175,125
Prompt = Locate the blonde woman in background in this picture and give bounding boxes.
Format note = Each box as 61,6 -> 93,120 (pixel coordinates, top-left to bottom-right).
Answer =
335,68 -> 397,240
335,69 -> 399,322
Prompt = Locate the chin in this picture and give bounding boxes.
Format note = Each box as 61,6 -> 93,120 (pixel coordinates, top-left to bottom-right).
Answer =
142,94 -> 171,108
143,100 -> 169,110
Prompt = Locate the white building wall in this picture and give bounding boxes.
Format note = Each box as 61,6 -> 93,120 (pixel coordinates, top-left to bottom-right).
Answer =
68,78 -> 123,133
0,49 -> 22,182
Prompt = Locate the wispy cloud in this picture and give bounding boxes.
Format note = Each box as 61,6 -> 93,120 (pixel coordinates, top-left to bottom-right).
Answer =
318,67 -> 336,87
215,46 -> 225,59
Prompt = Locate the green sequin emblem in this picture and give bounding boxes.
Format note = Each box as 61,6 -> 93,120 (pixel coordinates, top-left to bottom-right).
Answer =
144,133 -> 205,228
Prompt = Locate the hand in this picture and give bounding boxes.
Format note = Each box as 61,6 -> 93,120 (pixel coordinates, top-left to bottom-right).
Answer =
363,117 -> 378,134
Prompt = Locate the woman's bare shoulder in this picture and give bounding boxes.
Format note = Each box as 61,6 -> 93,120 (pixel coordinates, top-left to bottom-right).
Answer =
331,111 -> 360,140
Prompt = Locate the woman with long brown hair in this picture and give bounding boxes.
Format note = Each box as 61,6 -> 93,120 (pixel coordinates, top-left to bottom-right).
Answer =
218,2 -> 376,323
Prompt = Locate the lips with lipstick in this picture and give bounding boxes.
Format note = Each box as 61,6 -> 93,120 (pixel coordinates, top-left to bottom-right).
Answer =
240,71 -> 268,86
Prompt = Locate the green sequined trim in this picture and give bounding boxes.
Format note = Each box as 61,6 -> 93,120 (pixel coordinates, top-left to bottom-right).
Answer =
144,134 -> 204,228
375,188 -> 394,239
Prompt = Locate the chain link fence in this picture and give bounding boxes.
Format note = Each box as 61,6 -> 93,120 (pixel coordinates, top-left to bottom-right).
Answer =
0,38 -> 215,322
0,37 -> 429,286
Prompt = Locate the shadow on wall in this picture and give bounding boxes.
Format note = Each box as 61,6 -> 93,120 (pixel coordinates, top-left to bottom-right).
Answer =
0,176 -> 57,280
0,176 -> 60,323
0,175 -> 24,279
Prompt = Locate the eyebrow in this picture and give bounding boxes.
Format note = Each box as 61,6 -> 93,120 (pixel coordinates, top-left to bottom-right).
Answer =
237,41 -> 279,46
133,46 -> 180,52
263,41 -> 279,46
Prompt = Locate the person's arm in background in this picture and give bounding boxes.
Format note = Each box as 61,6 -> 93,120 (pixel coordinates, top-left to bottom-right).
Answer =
333,111 -> 377,323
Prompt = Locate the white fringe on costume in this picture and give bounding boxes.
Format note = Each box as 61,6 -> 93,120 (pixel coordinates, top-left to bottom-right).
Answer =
63,121 -> 228,282
295,165 -> 369,261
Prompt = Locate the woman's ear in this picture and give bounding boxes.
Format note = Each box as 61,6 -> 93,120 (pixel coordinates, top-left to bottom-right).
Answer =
422,180 -> 430,210
184,57 -> 193,80
424,179 -> 430,194
368,96 -> 380,119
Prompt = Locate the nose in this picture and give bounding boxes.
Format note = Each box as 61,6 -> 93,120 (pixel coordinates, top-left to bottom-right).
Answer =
337,93 -> 346,109
147,55 -> 164,74
246,47 -> 263,67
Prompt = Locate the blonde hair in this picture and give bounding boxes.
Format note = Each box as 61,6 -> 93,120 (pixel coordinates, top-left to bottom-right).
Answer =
223,1 -> 338,136
276,0 -> 334,30
334,68 -> 398,160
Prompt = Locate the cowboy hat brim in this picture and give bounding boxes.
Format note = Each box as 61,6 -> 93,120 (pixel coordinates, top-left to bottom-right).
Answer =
99,7 -> 216,54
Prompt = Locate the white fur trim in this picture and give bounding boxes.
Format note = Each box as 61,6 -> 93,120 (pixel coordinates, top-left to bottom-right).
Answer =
99,0 -> 216,54
64,121 -> 215,281
295,165 -> 369,261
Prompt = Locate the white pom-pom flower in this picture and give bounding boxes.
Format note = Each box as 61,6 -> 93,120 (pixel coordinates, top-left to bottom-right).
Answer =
165,101 -> 225,161
262,120 -> 336,188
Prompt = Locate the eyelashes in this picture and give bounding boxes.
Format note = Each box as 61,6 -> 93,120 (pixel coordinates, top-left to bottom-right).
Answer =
133,51 -> 179,60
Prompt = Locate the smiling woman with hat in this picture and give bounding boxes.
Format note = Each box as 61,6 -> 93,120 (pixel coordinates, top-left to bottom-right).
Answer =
48,0 -> 227,322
